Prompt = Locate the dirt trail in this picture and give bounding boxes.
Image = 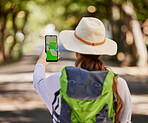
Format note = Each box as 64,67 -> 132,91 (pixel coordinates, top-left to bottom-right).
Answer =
0,51 -> 148,123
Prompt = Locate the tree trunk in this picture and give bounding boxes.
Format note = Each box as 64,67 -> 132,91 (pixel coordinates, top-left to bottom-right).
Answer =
8,12 -> 17,59
131,20 -> 148,66
19,11 -> 29,59
0,14 -> 7,63
121,2 -> 147,67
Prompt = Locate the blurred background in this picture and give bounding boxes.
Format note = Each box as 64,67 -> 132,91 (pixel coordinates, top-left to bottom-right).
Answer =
0,0 -> 148,123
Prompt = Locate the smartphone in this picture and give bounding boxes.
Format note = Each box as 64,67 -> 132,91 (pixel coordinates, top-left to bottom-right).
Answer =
45,35 -> 58,62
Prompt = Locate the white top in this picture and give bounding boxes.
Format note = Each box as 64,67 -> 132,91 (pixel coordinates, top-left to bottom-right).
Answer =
33,63 -> 132,123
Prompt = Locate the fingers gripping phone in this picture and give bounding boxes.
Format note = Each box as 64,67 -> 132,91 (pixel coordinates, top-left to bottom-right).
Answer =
45,35 -> 58,62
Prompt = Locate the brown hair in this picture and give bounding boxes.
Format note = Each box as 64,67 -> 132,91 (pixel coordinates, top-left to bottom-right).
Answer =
75,54 -> 123,123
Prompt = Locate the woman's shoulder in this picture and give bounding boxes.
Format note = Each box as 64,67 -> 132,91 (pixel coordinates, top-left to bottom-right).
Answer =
46,73 -> 62,83
117,77 -> 127,84
45,73 -> 62,90
48,72 -> 62,78
117,76 -> 130,91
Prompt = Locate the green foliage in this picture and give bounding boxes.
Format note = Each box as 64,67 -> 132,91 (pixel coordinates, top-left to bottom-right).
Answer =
0,0 -> 148,64
132,0 -> 148,21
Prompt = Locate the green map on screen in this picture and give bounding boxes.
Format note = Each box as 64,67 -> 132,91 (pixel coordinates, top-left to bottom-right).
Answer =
45,35 -> 57,61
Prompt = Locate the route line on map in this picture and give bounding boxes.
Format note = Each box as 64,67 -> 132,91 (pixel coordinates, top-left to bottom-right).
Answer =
46,44 -> 57,53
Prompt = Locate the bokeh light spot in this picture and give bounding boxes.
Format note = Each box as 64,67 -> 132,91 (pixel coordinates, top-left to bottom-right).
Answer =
121,25 -> 128,32
117,52 -> 125,61
17,11 -> 25,18
68,16 -> 77,26
6,36 -> 14,44
16,32 -> 24,42
87,6 -> 96,13
126,31 -> 134,45
112,6 -> 120,21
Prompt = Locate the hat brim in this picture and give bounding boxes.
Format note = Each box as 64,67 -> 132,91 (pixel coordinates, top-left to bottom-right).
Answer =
59,30 -> 117,55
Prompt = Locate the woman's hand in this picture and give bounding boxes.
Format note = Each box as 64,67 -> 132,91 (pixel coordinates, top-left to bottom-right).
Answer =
37,49 -> 49,66
37,49 -> 60,66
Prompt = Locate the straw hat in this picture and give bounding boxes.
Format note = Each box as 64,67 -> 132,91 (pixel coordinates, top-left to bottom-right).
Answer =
59,17 -> 117,55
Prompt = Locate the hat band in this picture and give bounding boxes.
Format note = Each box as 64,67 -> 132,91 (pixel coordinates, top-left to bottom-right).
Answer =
74,31 -> 106,46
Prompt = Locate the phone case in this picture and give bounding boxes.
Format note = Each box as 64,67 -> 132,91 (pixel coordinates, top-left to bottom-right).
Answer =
45,35 -> 58,62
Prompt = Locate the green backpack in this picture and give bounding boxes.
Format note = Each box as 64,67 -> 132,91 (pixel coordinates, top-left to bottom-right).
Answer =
59,66 -> 117,123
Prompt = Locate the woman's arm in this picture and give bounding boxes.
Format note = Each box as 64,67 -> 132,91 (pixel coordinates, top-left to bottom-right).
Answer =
117,77 -> 132,123
33,62 -> 61,113
33,49 -> 61,114
33,49 -> 49,88
33,63 -> 46,88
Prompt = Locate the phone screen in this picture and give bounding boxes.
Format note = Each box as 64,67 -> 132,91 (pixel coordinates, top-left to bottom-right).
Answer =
45,35 -> 58,62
